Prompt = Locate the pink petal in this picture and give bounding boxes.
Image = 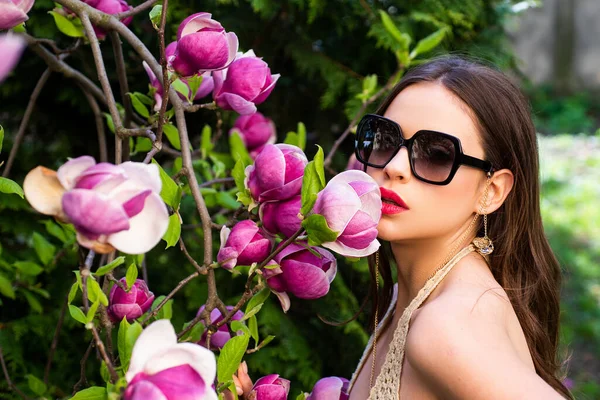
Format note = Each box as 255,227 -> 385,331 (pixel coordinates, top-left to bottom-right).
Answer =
177,12 -> 218,39
124,379 -> 168,400
322,237 -> 380,258
74,162 -> 126,190
56,156 -> 96,190
62,189 -> 130,236
107,192 -> 168,254
0,34 -> 26,81
249,145 -> 285,199
217,247 -> 239,270
122,190 -> 152,218
0,6 -> 28,30
193,73 -> 215,99
221,57 -> 269,101
109,303 -> 144,321
308,377 -> 349,400
174,31 -> 232,76
127,365 -> 206,400
281,260 -> 332,299
337,210 -> 378,249
237,235 -> 271,265
313,183 -> 361,233
272,291 -> 290,313
253,73 -> 280,105
215,92 -> 257,115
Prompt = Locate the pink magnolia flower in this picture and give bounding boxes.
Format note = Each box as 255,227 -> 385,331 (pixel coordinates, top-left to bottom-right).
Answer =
263,242 -> 337,312
143,41 -> 214,111
124,320 -> 217,400
196,305 -> 244,349
213,50 -> 280,115
107,278 -> 155,323
0,0 -> 34,29
217,220 -> 271,270
249,374 -> 290,400
82,0 -> 133,40
307,377 -> 350,400
171,12 -> 238,77
23,156 -> 169,254
230,112 -> 276,159
245,144 -> 308,204
0,34 -> 26,83
259,195 -> 302,238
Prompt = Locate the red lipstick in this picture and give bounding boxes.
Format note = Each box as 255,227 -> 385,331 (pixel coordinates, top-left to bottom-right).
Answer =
380,187 -> 409,215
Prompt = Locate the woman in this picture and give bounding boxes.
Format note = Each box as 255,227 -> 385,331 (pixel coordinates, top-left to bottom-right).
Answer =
347,56 -> 572,399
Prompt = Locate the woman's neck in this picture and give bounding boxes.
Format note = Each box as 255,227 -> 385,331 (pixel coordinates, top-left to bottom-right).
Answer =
390,222 -> 477,303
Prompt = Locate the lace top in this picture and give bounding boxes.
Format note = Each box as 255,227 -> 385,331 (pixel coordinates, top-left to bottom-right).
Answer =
348,245 -> 476,399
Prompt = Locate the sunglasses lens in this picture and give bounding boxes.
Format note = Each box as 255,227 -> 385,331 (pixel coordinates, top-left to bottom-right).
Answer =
357,116 -> 401,167
411,131 -> 456,182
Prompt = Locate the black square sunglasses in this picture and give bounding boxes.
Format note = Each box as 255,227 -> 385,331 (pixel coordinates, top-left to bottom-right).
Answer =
355,114 -> 494,185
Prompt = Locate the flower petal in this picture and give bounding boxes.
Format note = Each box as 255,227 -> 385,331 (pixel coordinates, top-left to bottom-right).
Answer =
122,190 -> 152,218
313,182 -> 361,233
120,162 -> 162,194
108,192 -> 169,254
215,92 -> 257,115
124,379 -> 168,400
272,291 -> 290,313
281,260 -> 331,299
56,156 -> 96,190
23,166 -> 66,218
322,237 -> 380,258
127,320 -> 178,382
177,12 -> 217,39
253,73 -> 280,105
62,189 -> 130,235
0,33 -> 26,81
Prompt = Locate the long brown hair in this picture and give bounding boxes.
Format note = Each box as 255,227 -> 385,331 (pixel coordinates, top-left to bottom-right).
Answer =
366,55 -> 572,398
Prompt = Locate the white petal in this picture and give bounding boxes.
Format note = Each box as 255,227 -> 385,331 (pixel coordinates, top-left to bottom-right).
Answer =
107,192 -> 169,254
273,291 -> 290,313
120,162 -> 162,193
220,225 -> 231,248
56,156 -> 96,190
127,320 -> 177,382
321,238 -> 380,258
23,166 -> 66,218
144,343 -> 216,387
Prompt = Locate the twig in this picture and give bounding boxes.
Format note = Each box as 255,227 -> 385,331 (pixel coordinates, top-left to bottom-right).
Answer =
109,31 -> 133,161
184,101 -> 217,112
23,33 -> 106,106
44,293 -> 69,384
152,0 -> 171,162
141,272 -> 200,325
214,282 -> 264,329
79,84 -> 108,162
72,340 -> 93,394
115,0 -> 158,19
179,236 -> 208,274
2,69 -> 51,178
323,72 -> 400,168
0,345 -> 32,400
198,177 -> 235,188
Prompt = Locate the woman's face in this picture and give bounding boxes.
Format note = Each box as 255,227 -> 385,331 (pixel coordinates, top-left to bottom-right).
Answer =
367,81 -> 487,243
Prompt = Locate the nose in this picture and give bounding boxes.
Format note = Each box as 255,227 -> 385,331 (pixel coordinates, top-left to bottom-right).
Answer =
383,147 -> 412,182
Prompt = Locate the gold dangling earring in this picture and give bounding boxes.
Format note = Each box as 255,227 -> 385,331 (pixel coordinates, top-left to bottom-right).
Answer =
473,173 -> 494,256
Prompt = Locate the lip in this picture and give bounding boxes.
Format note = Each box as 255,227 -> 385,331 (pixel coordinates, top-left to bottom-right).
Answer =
379,187 -> 409,215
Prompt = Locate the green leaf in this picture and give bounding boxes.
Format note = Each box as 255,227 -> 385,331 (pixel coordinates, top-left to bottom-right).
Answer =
180,321 -> 205,343
217,333 -> 250,384
42,220 -> 69,243
0,177 -> 24,198
87,299 -> 101,322
229,132 -> 252,165
68,282 -> 79,304
162,213 -> 181,249
151,295 -> 173,320
14,261 -> 44,276
32,232 -> 56,265
23,290 -> 42,313
248,315 -> 259,344
118,318 -> 143,371
87,278 -> 108,306
48,11 -> 85,37
135,137 -> 153,152
95,256 -> 125,276
0,273 -> 14,299
172,79 -> 191,102
187,75 -> 204,100
125,264 -> 138,289
128,93 -> 150,119
230,320 -> 250,336
133,91 -> 153,106
232,159 -> 252,207
0,125 -> 4,153
69,305 -> 87,324
241,304 -> 263,321
300,146 -> 325,216
163,123 -> 181,150
301,214 -> 339,247
26,374 -> 47,396
379,10 -> 411,51
216,191 -> 240,210
103,113 -> 115,134
258,335 -> 275,348
201,125 -> 213,159
149,4 -> 162,29
297,122 -> 307,151
296,392 -> 308,400
151,159 -> 182,209
284,132 -> 299,147
245,288 -> 271,314
71,386 -> 107,400
410,28 -> 448,59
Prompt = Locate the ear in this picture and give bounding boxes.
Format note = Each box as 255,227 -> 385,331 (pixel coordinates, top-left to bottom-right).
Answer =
477,168 -> 514,214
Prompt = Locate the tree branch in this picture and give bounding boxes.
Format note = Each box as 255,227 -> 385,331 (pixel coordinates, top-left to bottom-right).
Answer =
72,340 -> 93,394
141,271 -> 200,325
2,68 -> 52,178
116,0 -> 158,19
78,83 -> 108,162
0,345 -> 32,400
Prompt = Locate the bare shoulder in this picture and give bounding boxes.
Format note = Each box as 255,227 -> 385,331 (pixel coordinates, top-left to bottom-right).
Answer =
404,255 -> 564,399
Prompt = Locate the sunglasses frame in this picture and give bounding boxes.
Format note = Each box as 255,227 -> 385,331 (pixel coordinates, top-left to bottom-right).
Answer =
355,114 -> 494,186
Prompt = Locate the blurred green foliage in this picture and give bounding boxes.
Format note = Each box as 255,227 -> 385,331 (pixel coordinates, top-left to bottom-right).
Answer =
1,0 -> 597,399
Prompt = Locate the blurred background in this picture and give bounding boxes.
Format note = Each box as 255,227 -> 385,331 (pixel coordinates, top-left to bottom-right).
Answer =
0,0 -> 598,398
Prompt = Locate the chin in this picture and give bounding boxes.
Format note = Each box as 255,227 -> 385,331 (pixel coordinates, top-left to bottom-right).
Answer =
376,218 -> 408,242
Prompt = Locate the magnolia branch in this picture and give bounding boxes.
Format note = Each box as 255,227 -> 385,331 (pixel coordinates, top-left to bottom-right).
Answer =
2,68 -> 52,178
141,271 -> 200,325
116,0 -> 158,19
